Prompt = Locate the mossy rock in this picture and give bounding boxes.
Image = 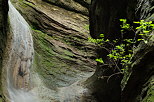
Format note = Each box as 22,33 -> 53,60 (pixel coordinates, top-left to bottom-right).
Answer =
32,29 -> 95,90
141,77 -> 154,102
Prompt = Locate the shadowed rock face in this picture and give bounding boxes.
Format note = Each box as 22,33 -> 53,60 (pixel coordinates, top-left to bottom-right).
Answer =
1,0 -> 153,102
0,0 -> 8,75
0,0 -> 8,58
121,1 -> 154,102
42,0 -> 90,15
89,0 -> 154,102
136,0 -> 154,20
90,0 -> 129,39
88,0 -> 129,102
9,0 -> 96,101
0,0 -> 8,101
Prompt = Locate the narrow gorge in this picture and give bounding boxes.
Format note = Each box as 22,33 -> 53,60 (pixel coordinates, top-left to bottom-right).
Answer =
0,0 -> 153,102
2,0 -> 97,102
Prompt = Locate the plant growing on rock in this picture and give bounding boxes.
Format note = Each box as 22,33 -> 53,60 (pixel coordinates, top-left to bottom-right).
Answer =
88,19 -> 154,74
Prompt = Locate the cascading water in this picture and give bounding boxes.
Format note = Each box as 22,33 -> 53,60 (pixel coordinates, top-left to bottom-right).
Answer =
5,1 -> 38,102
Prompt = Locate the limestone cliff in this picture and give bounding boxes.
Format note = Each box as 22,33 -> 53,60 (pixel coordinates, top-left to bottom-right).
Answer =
8,0 -> 96,101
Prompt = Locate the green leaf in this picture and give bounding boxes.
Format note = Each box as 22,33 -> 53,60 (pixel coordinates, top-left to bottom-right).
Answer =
105,39 -> 109,42
143,30 -> 150,33
136,27 -> 141,29
133,21 -> 140,24
120,19 -> 126,22
96,58 -> 104,63
100,34 -> 104,38
107,54 -> 114,58
139,34 -> 145,36
121,69 -> 125,71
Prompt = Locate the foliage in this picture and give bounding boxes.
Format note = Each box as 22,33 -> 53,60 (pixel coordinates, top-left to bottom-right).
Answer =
95,58 -> 104,64
134,20 -> 154,43
89,19 -> 154,73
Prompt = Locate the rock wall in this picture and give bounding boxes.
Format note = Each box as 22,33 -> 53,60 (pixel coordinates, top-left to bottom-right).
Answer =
9,0 -> 96,101
1,0 -> 153,102
88,0 -> 154,102
122,0 -> 154,102
0,0 -> 8,76
0,0 -> 8,101
88,0 -> 130,102
42,0 -> 90,15
90,0 -> 128,39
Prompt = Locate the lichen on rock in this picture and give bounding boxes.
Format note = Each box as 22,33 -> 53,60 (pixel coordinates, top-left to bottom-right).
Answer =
9,0 -> 96,101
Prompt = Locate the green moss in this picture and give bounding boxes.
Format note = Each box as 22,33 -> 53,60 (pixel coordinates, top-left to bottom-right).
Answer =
32,28 -> 79,89
63,50 -> 74,57
11,0 -> 35,9
142,77 -> 154,102
20,0 -> 35,8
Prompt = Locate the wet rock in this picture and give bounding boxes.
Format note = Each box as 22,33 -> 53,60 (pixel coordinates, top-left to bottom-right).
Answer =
10,0 -> 96,101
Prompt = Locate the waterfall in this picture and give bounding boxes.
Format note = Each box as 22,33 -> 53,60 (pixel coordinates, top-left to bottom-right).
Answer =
5,1 -> 38,102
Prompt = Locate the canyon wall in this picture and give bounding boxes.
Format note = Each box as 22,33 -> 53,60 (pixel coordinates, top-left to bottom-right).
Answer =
0,0 -> 8,101
88,0 -> 154,102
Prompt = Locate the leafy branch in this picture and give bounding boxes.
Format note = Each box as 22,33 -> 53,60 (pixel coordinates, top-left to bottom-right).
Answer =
89,19 -> 154,74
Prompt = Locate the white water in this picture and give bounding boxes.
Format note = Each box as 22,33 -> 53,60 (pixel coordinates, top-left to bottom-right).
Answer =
6,1 -> 38,102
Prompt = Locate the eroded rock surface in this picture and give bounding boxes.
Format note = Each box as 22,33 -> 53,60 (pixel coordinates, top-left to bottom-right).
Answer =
88,0 -> 154,102
0,0 -> 8,101
9,0 -> 96,101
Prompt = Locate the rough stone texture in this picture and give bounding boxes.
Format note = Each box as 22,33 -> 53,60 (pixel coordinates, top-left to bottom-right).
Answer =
3,0 -> 153,102
89,0 -> 128,39
141,76 -> 154,102
122,0 -> 154,101
42,0 -> 90,15
0,0 -> 8,75
0,0 -> 8,101
0,0 -> 8,59
122,32 -> 154,102
88,0 -> 129,102
88,0 -> 154,102
136,0 -> 154,20
10,0 -> 96,101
